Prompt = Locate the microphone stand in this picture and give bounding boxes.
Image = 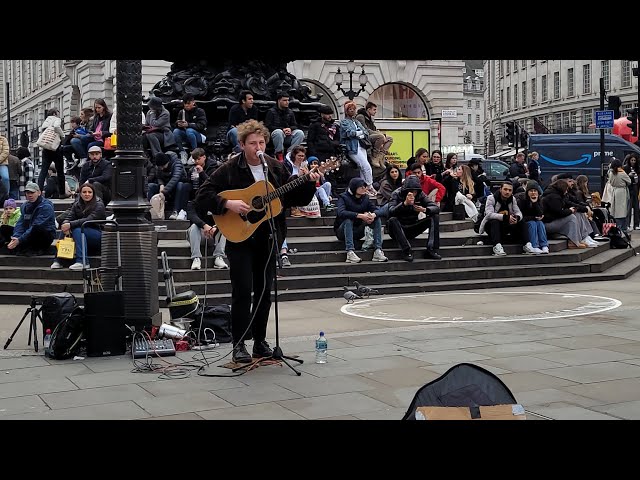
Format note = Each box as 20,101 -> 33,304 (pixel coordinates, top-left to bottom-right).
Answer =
253,153 -> 303,376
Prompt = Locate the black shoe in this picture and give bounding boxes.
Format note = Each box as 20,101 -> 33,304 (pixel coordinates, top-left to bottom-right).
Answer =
232,342 -> 252,364
424,249 -> 442,260
252,340 -> 273,358
402,251 -> 414,262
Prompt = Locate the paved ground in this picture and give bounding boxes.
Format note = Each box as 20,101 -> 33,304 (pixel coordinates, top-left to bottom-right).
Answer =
2,271 -> 640,420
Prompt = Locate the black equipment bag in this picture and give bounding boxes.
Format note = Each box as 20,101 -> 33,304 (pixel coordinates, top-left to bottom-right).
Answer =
41,292 -> 77,335
607,224 -> 631,249
452,203 -> 466,221
189,304 -> 233,344
49,306 -> 85,360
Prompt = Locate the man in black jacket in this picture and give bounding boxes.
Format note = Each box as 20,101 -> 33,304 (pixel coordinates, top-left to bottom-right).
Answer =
264,92 -> 304,161
227,90 -> 259,153
195,119 -> 319,363
79,145 -> 113,205
148,152 -> 191,220
185,200 -> 228,271
387,176 -> 442,262
307,105 -> 341,162
173,95 -> 208,164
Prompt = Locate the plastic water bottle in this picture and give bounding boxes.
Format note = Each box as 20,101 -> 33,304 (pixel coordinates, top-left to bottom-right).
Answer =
43,329 -> 52,357
315,331 -> 327,364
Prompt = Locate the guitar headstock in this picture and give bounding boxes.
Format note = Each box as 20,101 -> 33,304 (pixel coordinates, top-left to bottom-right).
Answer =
315,156 -> 341,174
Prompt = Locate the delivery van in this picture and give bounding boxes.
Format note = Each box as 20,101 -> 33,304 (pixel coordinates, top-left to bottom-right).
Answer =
528,134 -> 640,192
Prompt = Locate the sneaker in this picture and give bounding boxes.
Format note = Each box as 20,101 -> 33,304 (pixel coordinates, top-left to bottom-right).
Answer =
214,256 -> 229,269
169,211 -> 178,220
540,246 -> 550,254
106,214 -> 115,221
531,247 -> 544,254
402,251 -> 414,262
50,261 -> 63,269
324,203 -> 336,212
372,248 -> 388,262
493,243 -> 507,256
176,209 -> 187,221
523,242 -> 536,255
69,262 -> 84,270
582,236 -> 599,247
290,208 -> 305,218
191,258 -> 201,270
280,255 -> 291,267
179,151 -> 189,164
346,250 -> 362,263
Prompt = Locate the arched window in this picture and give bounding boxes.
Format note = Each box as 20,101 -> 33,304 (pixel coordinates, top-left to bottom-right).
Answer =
368,83 -> 429,120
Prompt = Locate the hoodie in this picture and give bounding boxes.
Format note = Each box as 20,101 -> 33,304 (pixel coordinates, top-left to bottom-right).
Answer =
388,176 -> 440,225
333,177 -> 377,232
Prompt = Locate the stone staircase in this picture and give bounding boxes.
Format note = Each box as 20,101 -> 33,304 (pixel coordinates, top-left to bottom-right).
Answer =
2,198 -> 640,306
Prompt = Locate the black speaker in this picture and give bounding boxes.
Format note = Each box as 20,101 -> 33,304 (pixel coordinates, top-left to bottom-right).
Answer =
83,291 -> 127,357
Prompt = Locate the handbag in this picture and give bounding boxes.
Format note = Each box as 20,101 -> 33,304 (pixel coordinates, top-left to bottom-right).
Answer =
103,136 -> 115,150
37,126 -> 61,151
601,181 -> 613,204
56,235 -> 76,260
358,136 -> 372,150
297,195 -> 321,217
149,193 -> 165,220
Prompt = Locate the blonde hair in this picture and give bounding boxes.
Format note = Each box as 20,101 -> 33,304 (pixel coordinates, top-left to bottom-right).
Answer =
459,164 -> 475,195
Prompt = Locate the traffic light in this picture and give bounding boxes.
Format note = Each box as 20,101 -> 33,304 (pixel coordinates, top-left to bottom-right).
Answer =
519,126 -> 528,149
505,121 -> 516,145
608,95 -> 622,119
628,108 -> 639,137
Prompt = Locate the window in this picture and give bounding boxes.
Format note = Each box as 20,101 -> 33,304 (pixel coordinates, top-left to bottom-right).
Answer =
622,60 -> 631,88
522,81 -> 527,107
522,60 -> 527,69
562,112 -> 570,130
21,60 -> 28,98
513,61 -> 518,73
531,60 -> 536,66
583,64 -> 591,94
507,86 -> 511,110
499,60 -> 504,77
531,79 -> 537,104
43,60 -> 50,84
476,100 -> 480,109
583,108 -> 593,130
506,60 -> 510,73
555,113 -> 562,131
468,113 -> 472,124
57,60 -> 63,77
570,111 -> 576,130
367,83 -> 429,120
489,161 -> 509,177
514,83 -> 518,109
568,68 -> 574,97
500,89 -> 504,112
468,99 -> 472,108
30,60 -> 36,92
476,131 -> 481,144
542,75 -> 548,102
602,60 -> 610,90
554,72 -> 560,99
476,114 -> 480,124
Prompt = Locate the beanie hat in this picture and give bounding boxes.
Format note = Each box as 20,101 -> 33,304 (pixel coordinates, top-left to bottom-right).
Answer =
347,177 -> 367,195
154,152 -> 170,166
526,180 -> 540,192
3,198 -> 16,209
148,97 -> 163,109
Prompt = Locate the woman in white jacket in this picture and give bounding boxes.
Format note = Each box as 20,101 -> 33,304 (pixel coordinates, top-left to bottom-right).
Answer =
37,108 -> 66,195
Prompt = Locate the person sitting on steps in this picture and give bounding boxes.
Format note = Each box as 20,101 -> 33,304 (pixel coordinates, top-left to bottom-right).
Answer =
173,94 -> 208,163
227,90 -> 259,153
264,92 -> 304,162
185,200 -> 228,271
356,101 -> 393,171
477,181 -> 527,256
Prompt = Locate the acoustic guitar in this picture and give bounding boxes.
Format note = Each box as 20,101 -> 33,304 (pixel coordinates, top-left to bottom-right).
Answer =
214,157 -> 341,243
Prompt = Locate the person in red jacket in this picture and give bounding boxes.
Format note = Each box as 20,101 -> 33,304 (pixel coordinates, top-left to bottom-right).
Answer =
409,163 -> 445,204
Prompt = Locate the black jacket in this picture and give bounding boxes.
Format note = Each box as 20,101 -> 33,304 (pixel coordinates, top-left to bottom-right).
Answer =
89,113 -> 112,139
156,157 -> 187,197
306,119 -> 341,161
334,179 -> 378,233
388,176 -> 440,225
509,162 -> 527,179
195,152 -> 316,245
174,106 -> 207,133
64,197 -> 106,229
186,200 -> 212,230
515,192 -> 544,222
541,184 -> 573,222
227,104 -> 259,128
79,158 -> 113,188
265,106 -> 298,131
355,108 -> 376,133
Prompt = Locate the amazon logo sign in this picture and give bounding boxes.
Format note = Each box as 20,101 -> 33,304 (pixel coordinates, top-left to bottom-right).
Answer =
540,153 -> 593,166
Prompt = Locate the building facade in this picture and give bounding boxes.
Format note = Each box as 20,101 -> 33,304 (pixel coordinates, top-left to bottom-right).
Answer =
462,60 -> 485,155
1,59 -> 474,165
483,59 -> 639,155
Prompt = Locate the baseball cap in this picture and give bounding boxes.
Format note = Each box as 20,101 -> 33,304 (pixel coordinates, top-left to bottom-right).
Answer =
88,145 -> 102,153
25,181 -> 40,193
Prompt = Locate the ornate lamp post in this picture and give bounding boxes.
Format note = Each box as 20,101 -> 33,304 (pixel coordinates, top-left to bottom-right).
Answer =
335,60 -> 368,100
101,60 -> 160,330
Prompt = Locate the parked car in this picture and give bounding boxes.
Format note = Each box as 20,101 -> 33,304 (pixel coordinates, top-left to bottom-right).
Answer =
458,158 -> 510,189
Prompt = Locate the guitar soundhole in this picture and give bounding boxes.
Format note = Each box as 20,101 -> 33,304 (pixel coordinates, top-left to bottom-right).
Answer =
251,196 -> 265,210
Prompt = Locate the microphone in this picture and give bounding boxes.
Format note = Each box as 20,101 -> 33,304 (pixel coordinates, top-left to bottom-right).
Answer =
256,150 -> 268,168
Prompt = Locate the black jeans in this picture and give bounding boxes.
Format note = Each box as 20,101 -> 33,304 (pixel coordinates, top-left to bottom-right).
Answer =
0,224 -> 14,244
225,229 -> 278,345
485,218 -> 527,246
37,148 -> 65,194
387,214 -> 440,253
11,225 -> 55,254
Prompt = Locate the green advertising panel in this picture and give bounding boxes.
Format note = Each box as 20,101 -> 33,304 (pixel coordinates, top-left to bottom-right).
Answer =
380,129 -> 430,168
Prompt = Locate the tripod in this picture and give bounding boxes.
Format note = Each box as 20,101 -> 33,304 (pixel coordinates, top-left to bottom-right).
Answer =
4,296 -> 44,352
232,156 -> 303,376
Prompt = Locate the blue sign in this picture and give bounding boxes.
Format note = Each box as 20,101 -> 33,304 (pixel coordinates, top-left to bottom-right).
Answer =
595,110 -> 614,129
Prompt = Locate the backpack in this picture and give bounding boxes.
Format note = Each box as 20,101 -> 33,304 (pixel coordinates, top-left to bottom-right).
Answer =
48,306 -> 85,360
41,292 -> 77,335
189,304 -> 232,344
606,224 -> 630,249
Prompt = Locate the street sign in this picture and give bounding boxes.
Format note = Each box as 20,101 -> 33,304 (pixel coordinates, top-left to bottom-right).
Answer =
595,110 -> 614,129
441,109 -> 457,118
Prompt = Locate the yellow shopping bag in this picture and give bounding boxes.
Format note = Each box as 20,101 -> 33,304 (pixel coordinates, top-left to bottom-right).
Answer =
56,235 -> 76,260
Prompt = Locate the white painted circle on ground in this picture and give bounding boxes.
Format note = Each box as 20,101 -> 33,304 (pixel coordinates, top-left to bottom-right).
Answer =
340,291 -> 622,323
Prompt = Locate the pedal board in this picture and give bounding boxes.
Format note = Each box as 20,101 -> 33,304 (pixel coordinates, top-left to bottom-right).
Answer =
132,337 -> 176,359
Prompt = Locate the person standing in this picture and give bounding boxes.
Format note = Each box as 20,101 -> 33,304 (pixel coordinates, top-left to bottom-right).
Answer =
36,108 -> 66,195
195,119 -> 319,364
0,134 -> 10,195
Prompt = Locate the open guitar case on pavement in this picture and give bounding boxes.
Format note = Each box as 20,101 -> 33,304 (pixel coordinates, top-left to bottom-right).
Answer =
81,219 -> 128,357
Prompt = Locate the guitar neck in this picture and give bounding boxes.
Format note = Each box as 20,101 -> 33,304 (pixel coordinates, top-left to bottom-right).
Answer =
264,170 -> 313,202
